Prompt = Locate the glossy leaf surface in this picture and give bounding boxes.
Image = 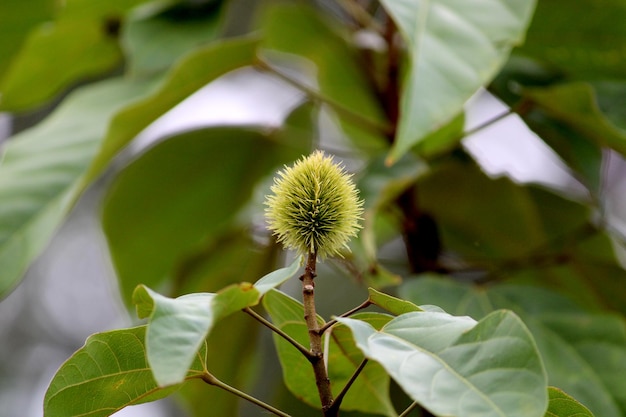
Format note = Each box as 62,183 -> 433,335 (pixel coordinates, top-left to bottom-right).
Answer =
381,0 -> 536,163
338,310 -> 547,417
44,326 -> 206,417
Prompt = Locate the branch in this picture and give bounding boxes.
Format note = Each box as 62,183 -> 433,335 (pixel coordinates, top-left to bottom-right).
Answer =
301,251 -> 336,415
399,401 -> 420,417
255,57 -> 393,136
243,307 -> 314,360
318,299 -> 372,335
200,372 -> 291,417
327,358 -> 369,415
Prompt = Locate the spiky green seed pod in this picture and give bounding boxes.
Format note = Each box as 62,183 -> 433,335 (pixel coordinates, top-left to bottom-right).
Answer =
265,150 -> 364,259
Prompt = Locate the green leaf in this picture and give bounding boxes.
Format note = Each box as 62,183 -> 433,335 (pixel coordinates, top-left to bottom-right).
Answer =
254,256 -> 302,295
259,3 -> 388,153
0,77 -> 155,299
520,0 -> 626,79
0,0 -> 148,111
367,287 -> 423,315
521,82 -> 626,190
82,36 -> 260,186
132,257 -> 300,387
43,326 -> 206,417
262,290 -> 397,415
381,0 -> 536,164
416,157 -> 589,261
122,1 -> 224,76
337,310 -> 548,417
400,278 -> 626,417
0,0 -> 55,80
546,387 -> 595,417
102,126 -> 308,303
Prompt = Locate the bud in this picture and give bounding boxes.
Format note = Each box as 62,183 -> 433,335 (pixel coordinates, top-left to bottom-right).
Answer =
265,150 -> 364,259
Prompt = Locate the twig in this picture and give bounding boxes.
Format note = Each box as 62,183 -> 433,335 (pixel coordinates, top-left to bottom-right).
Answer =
255,57 -> 393,136
327,359 -> 369,414
200,372 -> 291,417
243,307 -> 314,360
399,401 -> 420,417
318,299 -> 372,335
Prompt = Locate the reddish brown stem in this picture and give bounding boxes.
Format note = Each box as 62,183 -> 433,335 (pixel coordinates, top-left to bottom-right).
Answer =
301,251 -> 335,415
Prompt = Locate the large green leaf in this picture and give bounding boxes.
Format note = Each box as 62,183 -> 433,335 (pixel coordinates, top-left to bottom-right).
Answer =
0,0 -> 55,80
262,289 -> 397,415
0,0 -> 149,111
400,278 -> 626,417
43,326 -> 207,417
337,309 -> 548,417
0,77 -> 154,299
82,36 -> 259,186
122,1 -> 224,76
381,0 -> 536,164
416,156 -> 589,261
132,257 -> 300,386
546,387 -> 595,417
259,3 -> 388,154
102,126 -> 308,302
519,0 -> 626,80
514,82 -> 626,192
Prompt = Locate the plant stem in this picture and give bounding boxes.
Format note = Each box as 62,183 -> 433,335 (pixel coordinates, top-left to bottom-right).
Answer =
243,307 -> 314,359
318,299 -> 372,335
200,372 -> 291,417
301,251 -> 335,415
399,401 -> 420,417
327,358 -> 369,415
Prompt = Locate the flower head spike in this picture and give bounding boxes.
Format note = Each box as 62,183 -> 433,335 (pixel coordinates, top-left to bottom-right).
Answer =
265,150 -> 364,259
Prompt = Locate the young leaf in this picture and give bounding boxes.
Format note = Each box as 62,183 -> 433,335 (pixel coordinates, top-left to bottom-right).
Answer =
337,310 -> 548,417
43,326 -> 206,417
381,0 -> 536,164
546,387 -> 595,417
367,287 -> 423,315
132,257 -> 300,387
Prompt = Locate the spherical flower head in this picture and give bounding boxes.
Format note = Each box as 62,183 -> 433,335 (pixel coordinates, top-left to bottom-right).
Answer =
265,150 -> 364,259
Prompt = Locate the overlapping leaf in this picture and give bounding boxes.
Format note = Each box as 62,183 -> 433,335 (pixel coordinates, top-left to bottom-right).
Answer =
338,309 -> 548,417
400,278 -> 626,417
0,0 -> 148,111
262,289 -> 397,415
102,126 -> 308,302
43,326 -> 206,417
132,257 -> 300,386
0,77 -> 155,299
259,3 -> 388,153
546,387 -> 595,417
381,0 -> 536,163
